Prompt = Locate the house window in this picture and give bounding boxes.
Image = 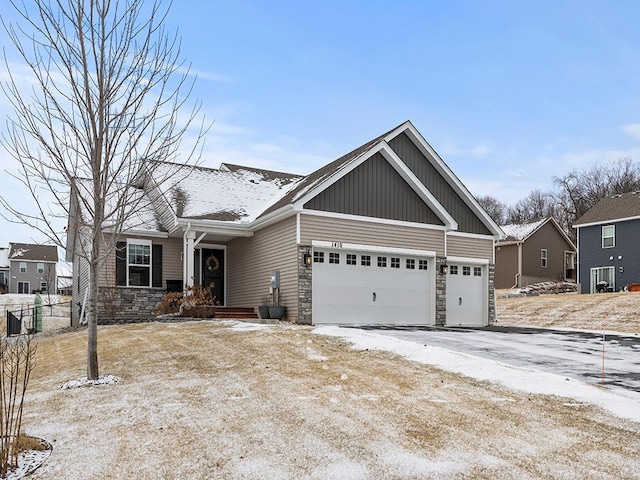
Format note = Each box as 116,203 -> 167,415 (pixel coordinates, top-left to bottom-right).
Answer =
450,265 -> 458,275
37,262 -> 44,274
602,225 -> 615,248
391,257 -> 400,269
377,256 -> 387,267
418,259 -> 428,270
314,251 -> 324,263
19,262 -> 27,273
329,252 -> 340,264
40,282 -> 47,292
474,267 -> 482,277
406,259 -> 415,270
463,266 -> 471,276
128,241 -> 151,286
17,281 -> 29,294
361,255 -> 371,266
346,254 -> 357,265
541,249 -> 548,268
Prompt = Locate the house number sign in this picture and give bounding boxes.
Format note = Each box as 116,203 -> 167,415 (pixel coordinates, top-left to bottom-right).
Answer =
331,242 -> 343,248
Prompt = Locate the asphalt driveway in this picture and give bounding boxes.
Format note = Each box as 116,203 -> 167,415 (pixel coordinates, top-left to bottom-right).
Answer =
355,325 -> 640,393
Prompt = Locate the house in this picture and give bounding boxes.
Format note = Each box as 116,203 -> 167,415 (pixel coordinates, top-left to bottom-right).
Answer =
573,191 -> 640,293
495,217 -> 576,289
66,121 -> 504,327
8,243 -> 59,294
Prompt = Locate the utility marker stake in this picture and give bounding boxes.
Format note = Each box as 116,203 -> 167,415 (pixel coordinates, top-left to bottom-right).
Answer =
602,331 -> 605,386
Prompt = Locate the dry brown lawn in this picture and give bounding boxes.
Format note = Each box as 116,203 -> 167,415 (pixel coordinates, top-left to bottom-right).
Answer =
24,320 -> 640,479
496,290 -> 640,334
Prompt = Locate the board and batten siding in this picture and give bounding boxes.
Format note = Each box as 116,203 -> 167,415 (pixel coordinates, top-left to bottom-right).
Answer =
388,133 -> 492,235
304,152 -> 444,226
97,236 -> 182,288
299,214 -> 445,255
446,234 -> 493,261
227,216 -> 298,319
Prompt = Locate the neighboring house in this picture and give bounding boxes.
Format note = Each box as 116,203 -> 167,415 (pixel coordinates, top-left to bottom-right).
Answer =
574,191 -> 640,293
495,218 -> 576,289
66,120 -> 504,327
0,247 -> 9,294
8,243 -> 59,294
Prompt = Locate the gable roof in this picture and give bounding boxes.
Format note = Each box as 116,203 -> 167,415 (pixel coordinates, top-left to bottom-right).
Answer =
573,191 -> 640,227
9,243 -> 58,262
499,217 -> 575,249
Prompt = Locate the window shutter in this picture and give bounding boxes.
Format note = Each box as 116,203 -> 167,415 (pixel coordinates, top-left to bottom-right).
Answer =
116,242 -> 127,286
152,244 -> 163,288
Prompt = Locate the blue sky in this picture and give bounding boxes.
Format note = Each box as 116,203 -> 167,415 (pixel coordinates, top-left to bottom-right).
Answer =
2,0 -> 640,246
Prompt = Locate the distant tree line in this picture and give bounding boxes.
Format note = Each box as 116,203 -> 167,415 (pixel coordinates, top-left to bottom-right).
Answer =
477,157 -> 640,243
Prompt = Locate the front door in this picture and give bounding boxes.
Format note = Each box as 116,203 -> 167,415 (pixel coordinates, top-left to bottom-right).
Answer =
201,249 -> 225,304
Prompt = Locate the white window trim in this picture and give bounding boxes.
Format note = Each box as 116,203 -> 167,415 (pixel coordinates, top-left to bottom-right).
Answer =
19,262 -> 27,273
37,262 -> 45,274
602,225 -> 615,249
541,249 -> 548,268
126,238 -> 152,288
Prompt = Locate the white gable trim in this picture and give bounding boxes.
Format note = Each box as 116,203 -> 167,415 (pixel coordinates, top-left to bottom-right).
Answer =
293,141 -> 457,229
574,214 -> 640,229
387,122 -> 504,239
300,209 -> 448,231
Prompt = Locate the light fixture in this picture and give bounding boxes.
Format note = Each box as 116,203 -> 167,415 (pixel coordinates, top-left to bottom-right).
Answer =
303,247 -> 312,267
439,259 -> 448,275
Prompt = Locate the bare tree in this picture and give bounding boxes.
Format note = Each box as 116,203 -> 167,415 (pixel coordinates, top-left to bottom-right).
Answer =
1,0 -> 205,379
476,195 -> 507,225
505,189 -> 557,225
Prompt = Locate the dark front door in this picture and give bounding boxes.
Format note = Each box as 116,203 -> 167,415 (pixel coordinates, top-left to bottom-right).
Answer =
201,249 -> 224,304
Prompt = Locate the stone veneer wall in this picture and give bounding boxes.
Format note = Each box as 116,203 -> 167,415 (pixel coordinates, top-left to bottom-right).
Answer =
297,245 -> 313,325
488,263 -> 496,323
435,256 -> 447,326
97,287 -> 166,324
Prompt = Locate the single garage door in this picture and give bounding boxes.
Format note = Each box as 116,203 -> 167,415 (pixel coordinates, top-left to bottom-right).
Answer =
312,248 -> 434,325
446,263 -> 487,326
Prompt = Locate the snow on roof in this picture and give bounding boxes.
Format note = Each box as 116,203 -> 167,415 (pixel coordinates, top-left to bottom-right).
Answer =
149,162 -> 303,222
500,218 -> 547,241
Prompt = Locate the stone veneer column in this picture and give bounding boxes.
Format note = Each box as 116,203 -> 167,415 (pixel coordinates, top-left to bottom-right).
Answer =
297,245 -> 313,325
435,256 -> 447,326
488,263 -> 496,323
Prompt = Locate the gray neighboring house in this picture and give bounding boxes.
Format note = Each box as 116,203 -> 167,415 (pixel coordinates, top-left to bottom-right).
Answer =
8,243 -> 59,294
574,191 -> 640,293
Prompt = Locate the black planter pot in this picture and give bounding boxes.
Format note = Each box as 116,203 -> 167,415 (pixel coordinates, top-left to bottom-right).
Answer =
268,306 -> 286,320
258,306 -> 270,319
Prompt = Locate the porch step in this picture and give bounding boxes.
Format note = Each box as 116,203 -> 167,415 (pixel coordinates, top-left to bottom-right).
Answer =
212,307 -> 258,319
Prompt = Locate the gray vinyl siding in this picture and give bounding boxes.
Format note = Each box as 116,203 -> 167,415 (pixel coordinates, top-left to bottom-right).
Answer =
446,235 -> 493,261
304,152 -> 444,226
10,260 -> 56,293
388,133 -> 491,235
495,243 -> 519,289
521,222 -> 570,285
299,214 -> 445,255
227,216 -> 298,319
98,236 -> 182,289
577,220 -> 640,293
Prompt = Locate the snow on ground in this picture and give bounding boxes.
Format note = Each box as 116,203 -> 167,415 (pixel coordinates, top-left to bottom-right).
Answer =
314,326 -> 640,423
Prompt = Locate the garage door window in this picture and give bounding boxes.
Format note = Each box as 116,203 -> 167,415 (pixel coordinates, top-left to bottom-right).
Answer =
419,259 -> 428,270
391,257 -> 400,268
329,253 -> 340,264
463,266 -> 471,276
346,254 -> 357,265
450,265 -> 458,275
474,267 -> 482,277
361,255 -> 371,266
377,256 -> 387,267
406,259 -> 415,269
314,251 -> 324,263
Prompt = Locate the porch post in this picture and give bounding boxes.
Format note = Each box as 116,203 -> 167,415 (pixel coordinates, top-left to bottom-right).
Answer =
184,229 -> 196,288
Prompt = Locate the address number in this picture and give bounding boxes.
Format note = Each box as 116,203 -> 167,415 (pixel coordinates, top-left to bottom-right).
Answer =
331,242 -> 343,248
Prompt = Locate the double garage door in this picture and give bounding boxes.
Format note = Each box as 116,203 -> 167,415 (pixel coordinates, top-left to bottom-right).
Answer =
312,247 -> 434,325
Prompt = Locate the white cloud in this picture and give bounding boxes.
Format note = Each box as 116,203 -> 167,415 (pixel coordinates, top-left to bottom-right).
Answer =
622,123 -> 640,141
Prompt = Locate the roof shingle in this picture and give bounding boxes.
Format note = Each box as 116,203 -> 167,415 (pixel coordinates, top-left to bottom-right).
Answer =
573,192 -> 640,226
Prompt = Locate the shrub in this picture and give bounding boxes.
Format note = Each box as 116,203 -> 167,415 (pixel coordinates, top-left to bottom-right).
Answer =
154,284 -> 219,316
